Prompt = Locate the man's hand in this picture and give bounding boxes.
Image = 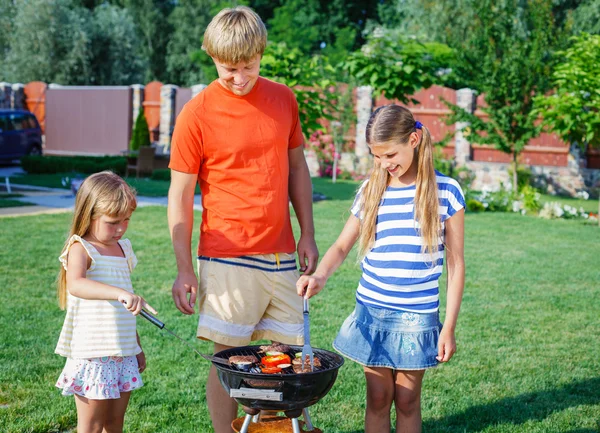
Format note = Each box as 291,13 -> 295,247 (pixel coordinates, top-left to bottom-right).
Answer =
297,234 -> 318,274
172,271 -> 198,315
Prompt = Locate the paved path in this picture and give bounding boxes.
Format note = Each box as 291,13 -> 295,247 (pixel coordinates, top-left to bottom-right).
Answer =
0,165 -> 202,217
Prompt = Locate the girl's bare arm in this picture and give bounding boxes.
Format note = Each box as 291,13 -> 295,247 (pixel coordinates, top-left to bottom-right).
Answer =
297,214 -> 360,298
65,242 -> 156,315
437,208 -> 465,362
443,209 -> 465,332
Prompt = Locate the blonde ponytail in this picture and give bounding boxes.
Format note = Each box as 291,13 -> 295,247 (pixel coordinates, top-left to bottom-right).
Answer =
414,126 -> 440,258
357,164 -> 388,259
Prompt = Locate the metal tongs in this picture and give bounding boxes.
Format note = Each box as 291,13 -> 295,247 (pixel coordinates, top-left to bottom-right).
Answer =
139,309 -> 230,366
301,297 -> 314,371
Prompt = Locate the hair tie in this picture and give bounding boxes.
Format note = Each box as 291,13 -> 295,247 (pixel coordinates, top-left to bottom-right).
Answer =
415,121 -> 423,130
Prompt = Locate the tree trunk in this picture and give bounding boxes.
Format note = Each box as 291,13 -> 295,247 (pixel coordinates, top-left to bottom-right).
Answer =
512,152 -> 518,193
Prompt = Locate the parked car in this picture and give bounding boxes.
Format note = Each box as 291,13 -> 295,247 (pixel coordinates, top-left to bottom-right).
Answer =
0,109 -> 43,161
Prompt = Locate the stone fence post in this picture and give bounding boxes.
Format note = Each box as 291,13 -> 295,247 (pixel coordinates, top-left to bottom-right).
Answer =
159,84 -> 177,154
355,85 -> 373,175
131,84 -> 144,132
191,84 -> 207,99
455,88 -> 477,165
11,83 -> 25,109
0,82 -> 12,109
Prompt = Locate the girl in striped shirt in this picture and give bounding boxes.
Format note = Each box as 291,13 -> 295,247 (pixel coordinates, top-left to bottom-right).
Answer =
55,171 -> 157,433
297,105 -> 465,433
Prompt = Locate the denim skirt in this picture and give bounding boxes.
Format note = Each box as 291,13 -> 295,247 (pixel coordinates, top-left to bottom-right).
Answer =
333,302 -> 442,370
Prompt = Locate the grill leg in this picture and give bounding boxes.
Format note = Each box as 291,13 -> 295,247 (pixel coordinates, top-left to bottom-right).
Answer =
302,408 -> 315,431
291,417 -> 302,433
251,414 -> 260,423
239,414 -> 253,433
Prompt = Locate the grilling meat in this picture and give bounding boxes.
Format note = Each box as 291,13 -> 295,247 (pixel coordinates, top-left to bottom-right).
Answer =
228,355 -> 259,364
292,356 -> 321,373
258,344 -> 292,354
292,356 -> 321,367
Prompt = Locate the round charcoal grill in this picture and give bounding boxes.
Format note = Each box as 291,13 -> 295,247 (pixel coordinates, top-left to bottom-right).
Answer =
213,345 -> 344,412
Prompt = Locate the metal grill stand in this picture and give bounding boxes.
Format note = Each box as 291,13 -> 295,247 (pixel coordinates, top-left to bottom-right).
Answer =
234,407 -> 318,433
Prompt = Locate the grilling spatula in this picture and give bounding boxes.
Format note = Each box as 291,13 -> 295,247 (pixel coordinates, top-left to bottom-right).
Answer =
139,309 -> 230,366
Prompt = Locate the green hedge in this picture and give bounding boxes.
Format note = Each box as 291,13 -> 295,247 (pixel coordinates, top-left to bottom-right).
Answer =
21,155 -> 127,175
150,168 -> 170,181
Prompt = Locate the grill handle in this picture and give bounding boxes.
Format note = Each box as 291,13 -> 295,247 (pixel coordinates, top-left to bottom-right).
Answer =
140,309 -> 165,329
230,388 -> 283,401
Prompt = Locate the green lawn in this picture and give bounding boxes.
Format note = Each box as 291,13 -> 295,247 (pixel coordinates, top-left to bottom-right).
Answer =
7,173 -> 199,197
1,180 -> 599,432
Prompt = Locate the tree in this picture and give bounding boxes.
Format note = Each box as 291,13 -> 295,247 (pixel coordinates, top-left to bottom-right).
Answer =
572,0 -> 600,34
5,0 -> 92,84
344,28 -> 437,104
129,109 -> 151,151
261,42 -> 336,136
0,0 -> 16,77
4,0 -> 146,85
442,0 -> 564,190
123,0 -> 174,82
534,33 -> 600,223
90,3 -> 146,84
166,0 -> 247,86
267,0 -> 320,54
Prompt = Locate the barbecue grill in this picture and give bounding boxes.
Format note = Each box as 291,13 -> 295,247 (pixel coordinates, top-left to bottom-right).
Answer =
213,345 -> 344,433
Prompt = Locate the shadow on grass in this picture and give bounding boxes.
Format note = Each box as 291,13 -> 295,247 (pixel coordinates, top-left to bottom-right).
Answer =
337,378 -> 600,433
422,378 -> 600,432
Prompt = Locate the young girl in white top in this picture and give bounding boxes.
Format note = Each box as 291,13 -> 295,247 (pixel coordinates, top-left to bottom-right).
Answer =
297,105 -> 465,433
55,171 -> 157,433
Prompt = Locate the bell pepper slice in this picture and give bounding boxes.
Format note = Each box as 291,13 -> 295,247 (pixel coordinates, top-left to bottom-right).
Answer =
261,354 -> 291,368
260,365 -> 282,374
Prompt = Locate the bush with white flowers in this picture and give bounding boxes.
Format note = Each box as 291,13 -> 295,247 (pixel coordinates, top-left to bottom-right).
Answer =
538,202 -> 588,220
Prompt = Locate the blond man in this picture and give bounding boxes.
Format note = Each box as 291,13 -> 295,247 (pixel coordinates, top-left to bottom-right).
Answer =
167,6 -> 318,432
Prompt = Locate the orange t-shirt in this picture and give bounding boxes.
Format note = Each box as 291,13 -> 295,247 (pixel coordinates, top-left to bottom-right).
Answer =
169,77 -> 305,258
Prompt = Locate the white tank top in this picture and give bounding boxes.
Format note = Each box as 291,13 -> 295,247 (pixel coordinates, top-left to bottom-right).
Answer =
55,235 -> 141,359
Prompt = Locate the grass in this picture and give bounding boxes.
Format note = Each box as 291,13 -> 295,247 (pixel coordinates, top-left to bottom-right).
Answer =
8,173 -> 200,197
1,179 -> 599,432
0,193 -> 29,208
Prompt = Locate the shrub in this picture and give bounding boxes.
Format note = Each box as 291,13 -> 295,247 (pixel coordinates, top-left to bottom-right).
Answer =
307,130 -> 341,178
508,165 -> 533,192
21,155 -> 127,175
539,202 -> 588,220
520,184 -> 542,212
129,109 -> 151,151
433,151 -> 454,176
151,169 -> 170,181
466,199 -> 486,212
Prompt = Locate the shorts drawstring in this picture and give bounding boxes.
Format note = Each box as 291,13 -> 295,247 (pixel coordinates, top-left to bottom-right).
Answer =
275,253 -> 280,269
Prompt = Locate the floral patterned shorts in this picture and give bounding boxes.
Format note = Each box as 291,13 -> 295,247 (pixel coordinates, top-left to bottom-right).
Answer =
333,302 -> 442,370
56,355 -> 143,400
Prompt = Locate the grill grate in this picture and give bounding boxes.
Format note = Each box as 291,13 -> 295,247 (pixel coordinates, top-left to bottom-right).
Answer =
216,345 -> 343,376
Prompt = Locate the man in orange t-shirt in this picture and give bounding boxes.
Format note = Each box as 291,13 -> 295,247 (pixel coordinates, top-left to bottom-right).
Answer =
167,6 -> 318,431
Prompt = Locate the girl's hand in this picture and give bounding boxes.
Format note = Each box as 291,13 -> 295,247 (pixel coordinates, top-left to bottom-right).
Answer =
436,327 -> 457,363
136,350 -> 146,373
296,274 -> 326,299
118,292 -> 157,316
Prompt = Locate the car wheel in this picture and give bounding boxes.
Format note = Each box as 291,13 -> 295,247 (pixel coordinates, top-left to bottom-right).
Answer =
27,144 -> 42,156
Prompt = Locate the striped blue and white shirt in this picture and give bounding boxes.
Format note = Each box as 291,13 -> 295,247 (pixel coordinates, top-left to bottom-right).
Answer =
351,172 -> 465,313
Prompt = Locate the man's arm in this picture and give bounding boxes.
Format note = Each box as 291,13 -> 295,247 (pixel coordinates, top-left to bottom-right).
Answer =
168,169 -> 199,315
288,146 -> 318,274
